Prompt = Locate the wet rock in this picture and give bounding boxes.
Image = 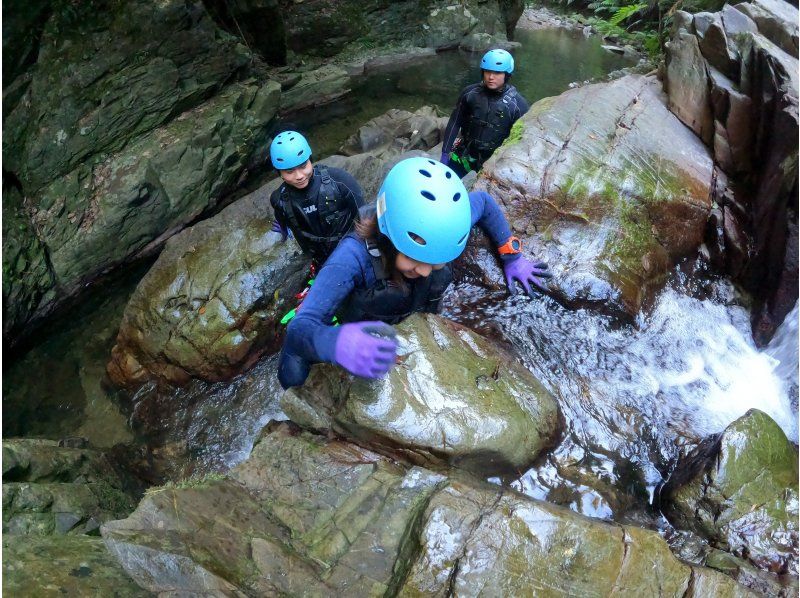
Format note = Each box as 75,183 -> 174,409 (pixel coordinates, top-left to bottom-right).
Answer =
3,535 -> 149,597
3,439 -> 138,537
664,0 -> 798,343
283,313 -> 560,475
477,75 -> 714,319
662,409 -> 799,576
101,421 -> 754,596
2,0 -> 281,347
706,548 -> 799,597
106,184 -> 308,388
339,106 -> 447,157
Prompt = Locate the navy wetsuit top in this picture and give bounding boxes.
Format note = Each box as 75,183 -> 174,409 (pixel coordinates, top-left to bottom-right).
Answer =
278,191 -> 518,388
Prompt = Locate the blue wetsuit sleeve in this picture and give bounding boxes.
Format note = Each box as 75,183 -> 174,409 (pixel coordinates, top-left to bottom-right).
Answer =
442,88 -> 468,154
468,191 -> 520,263
278,237 -> 371,388
516,94 -> 530,119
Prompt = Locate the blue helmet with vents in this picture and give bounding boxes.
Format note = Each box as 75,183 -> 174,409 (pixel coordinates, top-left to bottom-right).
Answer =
270,131 -> 312,170
377,157 -> 471,264
481,48 -> 514,74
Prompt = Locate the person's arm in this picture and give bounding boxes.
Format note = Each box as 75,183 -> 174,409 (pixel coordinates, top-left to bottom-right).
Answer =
278,237 -> 397,387
269,188 -> 289,239
468,191 -> 552,295
331,167 -> 365,210
441,87 -> 469,160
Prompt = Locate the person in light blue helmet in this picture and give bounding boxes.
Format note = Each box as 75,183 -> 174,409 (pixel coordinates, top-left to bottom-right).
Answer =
441,48 -> 530,178
277,156 -> 551,388
268,130 -> 364,265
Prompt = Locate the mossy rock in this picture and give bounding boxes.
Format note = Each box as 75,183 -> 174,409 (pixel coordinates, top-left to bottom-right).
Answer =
663,409 -> 799,576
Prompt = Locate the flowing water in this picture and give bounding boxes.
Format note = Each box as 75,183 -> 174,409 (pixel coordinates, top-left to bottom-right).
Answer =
3,27 -> 796,523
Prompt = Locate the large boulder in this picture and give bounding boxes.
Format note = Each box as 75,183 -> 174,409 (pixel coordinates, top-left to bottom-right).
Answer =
106,189 -> 308,388
476,75 -> 714,319
282,313 -> 560,475
339,106 -> 447,158
101,421 -> 754,596
3,439 -> 139,537
2,0 -> 281,347
662,409 -> 799,576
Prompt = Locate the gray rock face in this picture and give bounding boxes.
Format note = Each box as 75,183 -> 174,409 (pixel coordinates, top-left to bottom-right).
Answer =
101,421 -> 754,596
663,410 -> 799,576
477,75 -> 713,319
339,106 -> 448,158
282,313 -> 560,475
664,1 -> 799,345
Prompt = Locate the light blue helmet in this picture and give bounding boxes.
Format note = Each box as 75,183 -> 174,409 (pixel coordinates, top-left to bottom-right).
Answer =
377,157 -> 471,264
270,131 -> 312,170
480,48 -> 514,74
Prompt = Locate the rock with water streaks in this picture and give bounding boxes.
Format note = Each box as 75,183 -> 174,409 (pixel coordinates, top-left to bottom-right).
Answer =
476,74 -> 714,319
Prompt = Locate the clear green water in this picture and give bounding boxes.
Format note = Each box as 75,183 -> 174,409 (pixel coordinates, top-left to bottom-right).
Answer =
292,28 -> 637,157
2,27 -> 636,454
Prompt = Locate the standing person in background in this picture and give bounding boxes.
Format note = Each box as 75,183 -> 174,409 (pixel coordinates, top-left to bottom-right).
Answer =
277,156 -> 551,388
269,130 -> 364,268
441,49 -> 530,178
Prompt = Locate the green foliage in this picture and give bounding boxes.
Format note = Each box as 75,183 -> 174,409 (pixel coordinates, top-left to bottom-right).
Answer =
609,3 -> 647,25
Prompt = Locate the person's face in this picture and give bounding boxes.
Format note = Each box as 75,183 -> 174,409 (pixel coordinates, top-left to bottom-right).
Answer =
279,159 -> 313,189
482,69 -> 506,90
395,252 -> 445,279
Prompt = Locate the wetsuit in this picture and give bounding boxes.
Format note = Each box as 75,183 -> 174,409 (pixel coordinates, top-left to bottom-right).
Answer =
270,165 -> 364,263
442,82 -> 530,177
278,191 -> 519,388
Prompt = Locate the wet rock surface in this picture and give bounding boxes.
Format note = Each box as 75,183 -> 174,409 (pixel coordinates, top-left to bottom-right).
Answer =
101,421 -> 754,596
477,74 -> 714,319
2,439 -> 140,536
282,313 -> 560,475
662,409 -> 799,577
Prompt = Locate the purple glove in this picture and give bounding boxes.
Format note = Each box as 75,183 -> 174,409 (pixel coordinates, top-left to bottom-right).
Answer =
271,220 -> 289,241
334,321 -> 398,378
503,257 -> 552,296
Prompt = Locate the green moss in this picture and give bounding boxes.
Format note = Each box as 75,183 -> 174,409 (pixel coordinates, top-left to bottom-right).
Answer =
145,472 -> 228,496
501,119 -> 525,148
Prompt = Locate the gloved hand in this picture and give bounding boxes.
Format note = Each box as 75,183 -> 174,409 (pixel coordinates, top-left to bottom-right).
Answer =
440,152 -> 450,166
271,220 -> 289,241
503,256 -> 552,296
334,321 -> 398,378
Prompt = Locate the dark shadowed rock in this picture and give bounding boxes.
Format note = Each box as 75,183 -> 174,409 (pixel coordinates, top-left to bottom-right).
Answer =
477,75 -> 713,318
662,409 -> 799,576
282,313 -> 560,475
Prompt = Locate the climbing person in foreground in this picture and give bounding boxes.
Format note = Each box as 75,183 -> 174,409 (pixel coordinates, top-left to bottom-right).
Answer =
277,156 -> 551,388
269,130 -> 364,266
440,48 -> 530,178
